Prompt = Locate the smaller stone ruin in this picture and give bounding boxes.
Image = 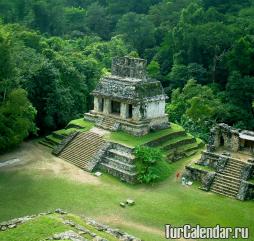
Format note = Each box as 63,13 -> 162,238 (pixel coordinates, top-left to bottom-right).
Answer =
185,123 -> 254,200
208,123 -> 254,155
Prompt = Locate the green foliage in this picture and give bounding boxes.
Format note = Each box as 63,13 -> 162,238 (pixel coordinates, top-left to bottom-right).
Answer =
0,27 -> 12,82
224,72 -> 254,129
226,36 -> 254,76
166,79 -> 224,141
134,146 -> 166,184
116,12 -> 155,54
86,3 -> 111,40
0,0 -> 254,152
147,60 -> 160,79
0,24 -> 127,136
0,89 -> 36,152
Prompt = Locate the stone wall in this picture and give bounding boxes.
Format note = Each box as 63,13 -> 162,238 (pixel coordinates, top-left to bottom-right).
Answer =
245,182 -> 254,200
120,122 -> 150,136
110,142 -> 134,153
237,181 -> 254,200
184,166 -> 216,191
197,151 -> 243,172
148,116 -> 169,130
145,100 -> 166,119
98,142 -> 137,183
112,56 -> 147,80
208,123 -> 241,152
184,166 -> 210,182
198,151 -> 222,169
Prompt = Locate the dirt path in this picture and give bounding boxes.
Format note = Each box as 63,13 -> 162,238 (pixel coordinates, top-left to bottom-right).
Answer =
0,140 -> 101,185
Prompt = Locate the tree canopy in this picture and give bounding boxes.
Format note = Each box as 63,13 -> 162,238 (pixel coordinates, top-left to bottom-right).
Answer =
0,0 -> 254,150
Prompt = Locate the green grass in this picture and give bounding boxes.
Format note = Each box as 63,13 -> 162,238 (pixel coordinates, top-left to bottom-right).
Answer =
54,119 -> 96,137
67,118 -> 95,130
153,159 -> 174,182
176,142 -> 198,152
107,123 -> 184,147
45,135 -> 62,144
0,213 -> 119,241
0,215 -> 68,241
0,149 -> 253,241
248,179 -> 254,184
53,128 -> 78,136
41,119 -> 95,148
159,133 -> 194,148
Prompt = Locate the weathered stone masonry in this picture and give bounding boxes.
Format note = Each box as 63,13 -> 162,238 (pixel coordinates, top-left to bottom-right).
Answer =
85,56 -> 169,136
185,123 -> 254,200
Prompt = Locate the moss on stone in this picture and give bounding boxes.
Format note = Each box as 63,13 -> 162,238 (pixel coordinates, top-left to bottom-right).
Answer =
136,82 -> 163,99
190,163 -> 214,172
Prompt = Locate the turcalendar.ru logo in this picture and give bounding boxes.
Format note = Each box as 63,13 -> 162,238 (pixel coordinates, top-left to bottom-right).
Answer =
165,224 -> 249,240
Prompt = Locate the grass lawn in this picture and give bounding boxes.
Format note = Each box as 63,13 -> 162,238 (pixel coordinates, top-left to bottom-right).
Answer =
0,215 -> 70,241
0,146 -> 253,241
107,123 -> 184,147
67,118 -> 95,130
46,135 -> 62,144
54,127 -> 78,136
53,119 -> 95,137
0,213 -> 120,241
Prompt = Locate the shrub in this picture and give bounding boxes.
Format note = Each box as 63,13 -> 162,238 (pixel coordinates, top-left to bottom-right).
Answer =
134,146 -> 165,184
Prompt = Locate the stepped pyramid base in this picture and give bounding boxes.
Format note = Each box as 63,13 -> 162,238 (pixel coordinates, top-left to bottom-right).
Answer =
210,158 -> 246,199
53,120 -> 201,184
99,143 -> 137,183
186,151 -> 253,200
58,131 -> 107,171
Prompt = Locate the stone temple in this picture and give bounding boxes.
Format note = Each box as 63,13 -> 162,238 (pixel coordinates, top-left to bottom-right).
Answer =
84,56 -> 169,136
52,57 -> 199,184
185,123 -> 254,200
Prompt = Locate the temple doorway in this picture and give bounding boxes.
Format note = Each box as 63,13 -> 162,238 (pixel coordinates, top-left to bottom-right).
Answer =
111,101 -> 121,115
128,104 -> 133,119
220,136 -> 225,147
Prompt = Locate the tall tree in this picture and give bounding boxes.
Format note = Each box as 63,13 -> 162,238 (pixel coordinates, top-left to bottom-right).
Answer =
116,12 -> 155,54
86,2 -> 111,40
0,89 -> 36,152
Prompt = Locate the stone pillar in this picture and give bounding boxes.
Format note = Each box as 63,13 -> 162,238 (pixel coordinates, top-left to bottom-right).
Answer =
120,103 -> 128,119
213,128 -> 221,149
231,132 -> 240,152
94,96 -> 99,112
133,104 -> 142,121
103,98 -> 111,115
222,132 -> 231,150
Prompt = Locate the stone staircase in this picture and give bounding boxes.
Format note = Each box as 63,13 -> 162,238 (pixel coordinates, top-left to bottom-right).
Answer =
99,144 -> 137,183
210,159 -> 245,198
96,117 -> 119,131
59,131 -> 106,171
